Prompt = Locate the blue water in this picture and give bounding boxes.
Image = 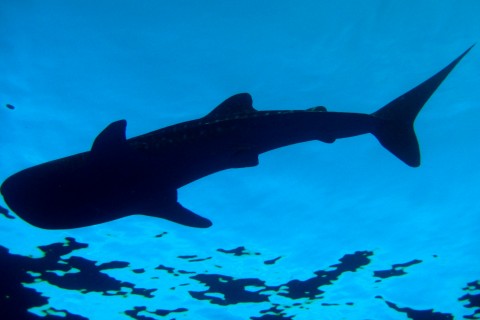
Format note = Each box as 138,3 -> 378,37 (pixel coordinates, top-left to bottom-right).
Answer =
1,1 -> 480,319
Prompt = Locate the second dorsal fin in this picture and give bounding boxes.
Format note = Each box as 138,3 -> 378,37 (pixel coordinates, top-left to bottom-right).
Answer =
306,106 -> 327,112
204,93 -> 257,119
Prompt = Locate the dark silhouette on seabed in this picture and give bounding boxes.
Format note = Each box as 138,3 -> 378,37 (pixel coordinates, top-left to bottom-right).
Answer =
1,46 -> 474,229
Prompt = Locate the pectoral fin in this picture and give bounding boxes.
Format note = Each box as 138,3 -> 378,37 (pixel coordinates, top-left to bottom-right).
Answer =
148,202 -> 212,228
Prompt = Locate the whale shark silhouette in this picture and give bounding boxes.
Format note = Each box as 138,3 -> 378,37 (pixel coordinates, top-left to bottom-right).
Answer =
0,46 -> 473,229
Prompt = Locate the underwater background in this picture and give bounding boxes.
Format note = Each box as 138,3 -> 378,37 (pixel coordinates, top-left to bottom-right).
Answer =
1,1 -> 480,319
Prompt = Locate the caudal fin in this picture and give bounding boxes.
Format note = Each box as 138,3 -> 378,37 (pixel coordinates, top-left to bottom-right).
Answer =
372,45 -> 474,167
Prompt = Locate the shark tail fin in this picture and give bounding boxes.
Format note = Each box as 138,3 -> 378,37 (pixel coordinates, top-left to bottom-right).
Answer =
371,45 -> 474,167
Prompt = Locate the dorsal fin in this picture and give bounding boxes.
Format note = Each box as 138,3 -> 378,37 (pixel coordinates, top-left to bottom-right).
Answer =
91,120 -> 128,156
204,93 -> 256,119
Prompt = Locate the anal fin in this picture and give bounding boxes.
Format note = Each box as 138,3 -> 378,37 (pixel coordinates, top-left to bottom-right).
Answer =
230,147 -> 259,168
318,135 -> 335,143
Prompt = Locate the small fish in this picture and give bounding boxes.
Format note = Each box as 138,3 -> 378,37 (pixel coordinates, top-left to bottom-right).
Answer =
6,104 -> 15,110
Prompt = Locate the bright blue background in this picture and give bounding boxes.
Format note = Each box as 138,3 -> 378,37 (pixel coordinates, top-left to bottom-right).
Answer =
1,1 -> 479,319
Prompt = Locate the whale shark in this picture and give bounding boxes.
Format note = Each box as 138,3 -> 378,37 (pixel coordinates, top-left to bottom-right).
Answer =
0,46 -> 473,229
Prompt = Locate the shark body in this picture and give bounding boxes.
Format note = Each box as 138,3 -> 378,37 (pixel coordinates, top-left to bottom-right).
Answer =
0,46 -> 473,229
